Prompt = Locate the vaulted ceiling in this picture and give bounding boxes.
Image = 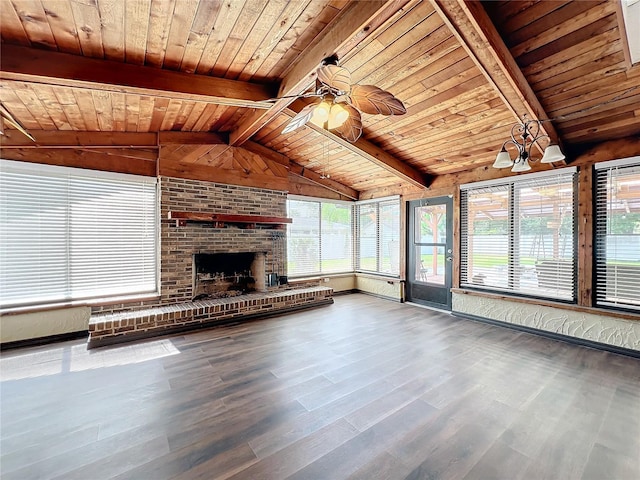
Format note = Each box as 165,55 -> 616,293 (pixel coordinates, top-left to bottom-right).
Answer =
1,0 -> 639,199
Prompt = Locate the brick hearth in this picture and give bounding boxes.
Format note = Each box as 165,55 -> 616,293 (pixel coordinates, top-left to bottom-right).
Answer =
88,286 -> 333,348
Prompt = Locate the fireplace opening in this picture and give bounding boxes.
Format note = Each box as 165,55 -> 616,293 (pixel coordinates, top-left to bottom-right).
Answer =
192,252 -> 266,300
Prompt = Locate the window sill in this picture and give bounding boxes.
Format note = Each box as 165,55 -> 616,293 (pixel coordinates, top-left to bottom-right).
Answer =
451,288 -> 640,322
0,293 -> 161,317
287,272 -> 403,284
355,272 -> 403,283
288,273 -> 355,283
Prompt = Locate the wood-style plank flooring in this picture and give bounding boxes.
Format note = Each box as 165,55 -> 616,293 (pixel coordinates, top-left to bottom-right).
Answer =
1,294 -> 639,479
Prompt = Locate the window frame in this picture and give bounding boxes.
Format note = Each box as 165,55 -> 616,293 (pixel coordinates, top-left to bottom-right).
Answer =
286,195 -> 354,278
355,196 -> 401,277
460,168 -> 578,302
593,157 -> 640,313
285,195 -> 401,279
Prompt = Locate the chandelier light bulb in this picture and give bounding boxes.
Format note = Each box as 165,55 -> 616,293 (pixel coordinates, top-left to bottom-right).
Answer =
540,144 -> 565,163
511,156 -> 532,173
493,147 -> 514,168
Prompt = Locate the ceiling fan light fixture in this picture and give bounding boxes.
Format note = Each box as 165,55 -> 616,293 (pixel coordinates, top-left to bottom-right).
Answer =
309,101 -> 331,127
328,103 -> 349,129
280,55 -> 405,142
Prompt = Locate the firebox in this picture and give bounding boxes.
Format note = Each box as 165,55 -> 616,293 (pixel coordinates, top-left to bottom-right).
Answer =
192,252 -> 266,300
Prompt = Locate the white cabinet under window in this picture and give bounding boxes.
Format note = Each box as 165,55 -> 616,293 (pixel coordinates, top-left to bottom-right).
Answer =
0,160 -> 158,308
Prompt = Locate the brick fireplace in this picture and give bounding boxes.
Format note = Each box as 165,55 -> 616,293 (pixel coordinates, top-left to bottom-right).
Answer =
88,175 -> 332,347
160,176 -> 288,304
91,176 -> 290,314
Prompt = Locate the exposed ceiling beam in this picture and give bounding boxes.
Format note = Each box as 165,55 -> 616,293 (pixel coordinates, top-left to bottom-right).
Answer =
0,44 -> 276,109
570,136 -> 640,167
0,130 -> 227,148
288,175 -> 355,202
0,128 -> 357,199
158,132 -> 228,145
158,159 -> 290,192
1,148 -> 156,177
228,0 -> 413,146
0,130 -> 157,148
243,140 -> 359,200
287,162 -> 359,201
284,106 -> 430,190
431,0 -> 562,153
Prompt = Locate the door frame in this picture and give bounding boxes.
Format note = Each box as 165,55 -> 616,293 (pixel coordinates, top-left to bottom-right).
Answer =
406,195 -> 453,310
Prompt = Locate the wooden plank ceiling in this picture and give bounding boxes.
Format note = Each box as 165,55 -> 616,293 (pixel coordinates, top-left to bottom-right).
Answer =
0,0 -> 638,198
483,0 -> 640,145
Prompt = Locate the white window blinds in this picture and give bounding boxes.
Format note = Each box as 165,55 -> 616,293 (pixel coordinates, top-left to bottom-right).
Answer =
287,198 -> 353,277
0,160 -> 158,308
594,159 -> 640,311
320,201 -> 353,274
461,169 -> 577,301
356,198 -> 400,276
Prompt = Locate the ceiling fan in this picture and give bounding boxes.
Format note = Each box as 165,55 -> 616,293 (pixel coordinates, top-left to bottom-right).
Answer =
0,102 -> 35,141
281,55 -> 406,143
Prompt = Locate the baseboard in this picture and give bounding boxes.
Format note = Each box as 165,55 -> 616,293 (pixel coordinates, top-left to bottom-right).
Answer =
355,290 -> 402,303
1,330 -> 88,351
452,311 -> 640,359
333,289 -> 358,296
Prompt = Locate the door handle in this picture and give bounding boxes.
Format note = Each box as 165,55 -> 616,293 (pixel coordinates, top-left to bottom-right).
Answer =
446,256 -> 453,262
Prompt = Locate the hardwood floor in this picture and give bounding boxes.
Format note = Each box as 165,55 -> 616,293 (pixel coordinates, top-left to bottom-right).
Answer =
1,294 -> 639,480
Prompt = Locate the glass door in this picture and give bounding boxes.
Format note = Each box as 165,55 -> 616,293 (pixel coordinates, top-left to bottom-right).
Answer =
406,196 -> 453,309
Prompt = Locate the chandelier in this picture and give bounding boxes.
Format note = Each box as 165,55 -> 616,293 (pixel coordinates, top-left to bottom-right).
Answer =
493,115 -> 565,172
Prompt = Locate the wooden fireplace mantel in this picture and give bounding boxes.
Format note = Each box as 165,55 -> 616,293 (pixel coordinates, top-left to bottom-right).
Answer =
168,211 -> 293,229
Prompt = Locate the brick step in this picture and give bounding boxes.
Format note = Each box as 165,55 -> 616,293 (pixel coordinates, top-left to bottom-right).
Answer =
88,287 -> 333,348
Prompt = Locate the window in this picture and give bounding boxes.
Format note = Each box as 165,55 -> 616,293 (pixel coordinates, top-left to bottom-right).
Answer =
460,168 -> 577,301
287,197 -> 353,277
0,160 -> 158,308
356,197 -> 400,276
594,158 -> 640,311
286,195 -> 399,278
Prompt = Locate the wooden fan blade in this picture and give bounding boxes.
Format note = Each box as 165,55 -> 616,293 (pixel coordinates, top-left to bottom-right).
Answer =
317,65 -> 351,93
349,84 -> 406,115
282,103 -> 317,134
332,105 -> 362,143
0,103 -> 35,141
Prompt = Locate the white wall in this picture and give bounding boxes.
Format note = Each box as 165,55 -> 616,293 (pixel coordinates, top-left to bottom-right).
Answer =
324,274 -> 356,293
355,274 -> 403,301
452,292 -> 640,352
1,307 -> 90,344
